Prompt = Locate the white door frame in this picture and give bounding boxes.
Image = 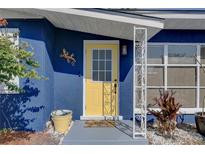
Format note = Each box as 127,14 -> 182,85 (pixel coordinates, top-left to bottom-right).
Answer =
81,40 -> 123,120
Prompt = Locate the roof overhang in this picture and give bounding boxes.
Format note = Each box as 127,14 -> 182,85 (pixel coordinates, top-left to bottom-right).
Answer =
0,8 -> 42,19
164,18 -> 205,30
118,9 -> 205,30
0,8 -> 164,40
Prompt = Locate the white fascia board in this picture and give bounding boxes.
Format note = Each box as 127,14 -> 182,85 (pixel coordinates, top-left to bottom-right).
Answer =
142,13 -> 205,19
39,8 -> 164,29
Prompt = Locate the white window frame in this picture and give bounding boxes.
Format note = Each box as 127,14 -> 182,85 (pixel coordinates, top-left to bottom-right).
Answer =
0,28 -> 19,94
146,42 -> 205,114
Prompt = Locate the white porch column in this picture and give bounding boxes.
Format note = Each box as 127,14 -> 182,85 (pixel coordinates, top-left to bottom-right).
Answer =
133,27 -> 147,139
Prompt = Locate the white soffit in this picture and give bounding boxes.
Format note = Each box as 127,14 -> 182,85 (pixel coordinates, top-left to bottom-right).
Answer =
8,8 -> 164,40
42,8 -> 164,29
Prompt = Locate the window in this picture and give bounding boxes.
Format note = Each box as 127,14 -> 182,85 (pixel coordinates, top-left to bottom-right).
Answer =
168,88 -> 196,108
167,67 -> 196,86
200,45 -> 205,64
200,89 -> 205,107
92,49 -> 112,81
147,88 -> 164,107
147,44 -> 198,108
168,45 -> 196,64
200,46 -> 205,108
0,30 -> 19,94
148,45 -> 164,64
147,67 -> 164,86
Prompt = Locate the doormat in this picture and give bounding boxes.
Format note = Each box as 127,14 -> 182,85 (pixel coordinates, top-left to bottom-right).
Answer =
84,120 -> 116,128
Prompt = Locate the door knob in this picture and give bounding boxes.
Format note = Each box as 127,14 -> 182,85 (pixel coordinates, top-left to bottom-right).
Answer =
114,79 -> 117,94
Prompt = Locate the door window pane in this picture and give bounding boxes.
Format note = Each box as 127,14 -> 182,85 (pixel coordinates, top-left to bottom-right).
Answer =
147,67 -> 164,86
106,61 -> 112,70
99,50 -> 105,60
168,45 -> 196,64
99,71 -> 105,81
106,50 -> 112,60
93,50 -> 98,60
167,67 -> 196,86
93,60 -> 98,70
106,71 -> 112,81
93,71 -> 98,81
148,45 -> 164,64
99,61 -> 105,70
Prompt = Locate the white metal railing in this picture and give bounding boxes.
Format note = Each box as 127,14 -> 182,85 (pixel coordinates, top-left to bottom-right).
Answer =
133,27 -> 147,139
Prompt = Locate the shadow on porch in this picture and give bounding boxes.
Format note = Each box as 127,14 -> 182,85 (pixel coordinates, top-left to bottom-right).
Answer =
62,120 -> 148,145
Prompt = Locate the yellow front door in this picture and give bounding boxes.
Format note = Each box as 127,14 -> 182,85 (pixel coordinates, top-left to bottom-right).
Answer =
85,42 -> 119,116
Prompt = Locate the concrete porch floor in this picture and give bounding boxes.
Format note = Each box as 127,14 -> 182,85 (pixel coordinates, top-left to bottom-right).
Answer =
62,120 -> 148,145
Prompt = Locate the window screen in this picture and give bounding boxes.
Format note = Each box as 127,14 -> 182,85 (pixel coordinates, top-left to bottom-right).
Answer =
168,45 -> 197,64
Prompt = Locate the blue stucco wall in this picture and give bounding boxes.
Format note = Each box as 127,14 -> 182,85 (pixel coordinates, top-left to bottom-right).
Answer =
149,29 -> 205,43
0,19 -> 55,131
0,19 -> 134,131
53,28 -> 133,120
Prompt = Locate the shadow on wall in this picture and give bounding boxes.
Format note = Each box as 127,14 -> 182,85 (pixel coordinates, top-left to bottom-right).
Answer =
0,79 -> 44,131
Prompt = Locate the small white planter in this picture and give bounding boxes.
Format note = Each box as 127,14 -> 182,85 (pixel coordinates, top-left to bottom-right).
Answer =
51,110 -> 72,133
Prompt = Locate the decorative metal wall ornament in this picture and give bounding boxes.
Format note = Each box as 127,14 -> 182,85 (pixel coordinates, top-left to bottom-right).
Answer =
0,18 -> 8,27
0,18 -> 9,37
60,48 -> 76,66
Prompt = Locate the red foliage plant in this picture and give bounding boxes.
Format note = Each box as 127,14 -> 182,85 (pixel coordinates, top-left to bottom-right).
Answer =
148,90 -> 182,136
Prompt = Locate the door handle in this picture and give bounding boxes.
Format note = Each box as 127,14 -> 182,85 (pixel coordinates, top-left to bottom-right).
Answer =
114,79 -> 117,94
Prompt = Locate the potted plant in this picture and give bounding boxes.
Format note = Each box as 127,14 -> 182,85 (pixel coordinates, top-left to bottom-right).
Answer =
195,96 -> 205,136
51,110 -> 72,134
193,55 -> 205,136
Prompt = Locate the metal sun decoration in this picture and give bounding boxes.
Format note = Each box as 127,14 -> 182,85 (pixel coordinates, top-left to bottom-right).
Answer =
0,18 -> 8,27
60,48 -> 76,66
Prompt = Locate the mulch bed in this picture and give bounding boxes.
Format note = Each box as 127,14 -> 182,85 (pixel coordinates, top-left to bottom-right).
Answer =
0,120 -> 73,145
0,130 -> 61,145
147,123 -> 205,145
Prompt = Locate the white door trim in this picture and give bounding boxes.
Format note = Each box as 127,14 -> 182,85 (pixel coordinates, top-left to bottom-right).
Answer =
81,40 -> 122,120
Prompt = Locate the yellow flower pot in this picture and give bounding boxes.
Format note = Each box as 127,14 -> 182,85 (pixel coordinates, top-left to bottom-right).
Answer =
51,110 -> 72,133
